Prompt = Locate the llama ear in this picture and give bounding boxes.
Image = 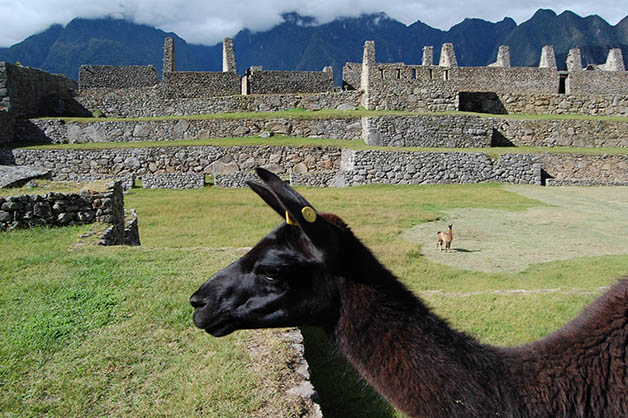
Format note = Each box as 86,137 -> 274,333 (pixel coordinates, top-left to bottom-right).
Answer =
252,168 -> 338,249
246,180 -> 285,219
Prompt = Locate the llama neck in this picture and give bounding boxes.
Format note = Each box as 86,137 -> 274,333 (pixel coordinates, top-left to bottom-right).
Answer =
331,239 -> 515,417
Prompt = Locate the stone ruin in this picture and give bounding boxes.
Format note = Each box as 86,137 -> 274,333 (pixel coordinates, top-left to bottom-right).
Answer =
1,37 -> 628,195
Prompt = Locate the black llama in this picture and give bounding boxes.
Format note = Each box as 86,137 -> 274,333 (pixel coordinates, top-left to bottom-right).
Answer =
191,168 -> 628,418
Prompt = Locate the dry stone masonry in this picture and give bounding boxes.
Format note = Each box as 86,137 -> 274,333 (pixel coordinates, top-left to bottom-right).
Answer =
340,149 -> 541,186
141,173 -> 204,189
2,37 -> 628,189
0,181 -> 140,245
79,65 -> 158,89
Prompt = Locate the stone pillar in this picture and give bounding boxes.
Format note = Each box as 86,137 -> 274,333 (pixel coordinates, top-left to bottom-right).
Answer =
163,37 -> 176,77
566,48 -> 582,71
360,41 -> 375,91
603,48 -> 625,71
495,46 -> 511,67
360,41 -> 376,109
539,45 -> 557,69
422,46 -> 433,66
438,43 -> 458,67
222,37 -> 236,73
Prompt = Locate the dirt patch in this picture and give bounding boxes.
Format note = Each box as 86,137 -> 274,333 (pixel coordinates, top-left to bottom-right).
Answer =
404,185 -> 628,273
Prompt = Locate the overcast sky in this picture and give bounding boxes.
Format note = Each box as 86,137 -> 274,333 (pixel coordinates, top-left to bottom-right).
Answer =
0,0 -> 626,48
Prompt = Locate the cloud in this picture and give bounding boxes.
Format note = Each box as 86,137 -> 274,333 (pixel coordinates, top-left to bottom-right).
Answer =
0,0 -> 625,47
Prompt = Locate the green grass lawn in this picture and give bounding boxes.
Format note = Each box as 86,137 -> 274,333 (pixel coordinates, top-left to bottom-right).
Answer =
10,135 -> 628,157
35,108 -> 628,124
1,183 -> 627,417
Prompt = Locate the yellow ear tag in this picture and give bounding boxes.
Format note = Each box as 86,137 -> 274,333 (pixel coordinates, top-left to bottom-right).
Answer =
285,211 -> 298,226
301,206 -> 317,223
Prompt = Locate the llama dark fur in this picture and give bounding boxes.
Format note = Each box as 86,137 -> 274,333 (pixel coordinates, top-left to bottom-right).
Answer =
191,168 -> 628,418
329,215 -> 628,417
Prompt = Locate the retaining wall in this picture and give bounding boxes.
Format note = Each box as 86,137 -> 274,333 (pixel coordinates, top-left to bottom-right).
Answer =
19,113 -> 628,149
18,117 -> 363,143
3,145 -> 342,181
339,149 -> 542,186
541,153 -> 628,184
3,146 -> 625,187
493,118 -> 628,147
363,115 -> 492,147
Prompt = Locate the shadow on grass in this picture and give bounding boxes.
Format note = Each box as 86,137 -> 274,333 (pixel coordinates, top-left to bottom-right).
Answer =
452,248 -> 481,253
301,327 -> 397,418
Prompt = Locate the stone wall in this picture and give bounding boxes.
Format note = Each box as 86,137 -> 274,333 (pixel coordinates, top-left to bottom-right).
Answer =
0,110 -> 14,144
493,118 -> 628,147
483,92 -> 628,116
141,173 -> 204,189
363,115 -> 492,147
75,88 -> 362,118
0,62 -> 78,117
541,153 -> 628,184
451,67 -> 558,94
162,72 -> 241,98
245,69 -> 334,95
568,70 -> 628,95
5,145 -> 342,181
0,62 -> 81,143
79,65 -> 158,89
342,62 -> 361,90
0,181 -> 123,233
215,171 -> 342,188
18,117 -> 363,143
214,171 -> 260,188
340,149 -> 541,186
362,65 -> 459,112
3,145 -> 624,187
18,112 -> 628,149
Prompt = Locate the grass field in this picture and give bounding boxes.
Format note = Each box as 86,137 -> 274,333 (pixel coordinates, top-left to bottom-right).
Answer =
1,182 -> 627,417
36,108 -> 628,123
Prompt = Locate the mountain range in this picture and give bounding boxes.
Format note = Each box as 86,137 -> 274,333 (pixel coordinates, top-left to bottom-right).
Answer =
1,9 -> 627,85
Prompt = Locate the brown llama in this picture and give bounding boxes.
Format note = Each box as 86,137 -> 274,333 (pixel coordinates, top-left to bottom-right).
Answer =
191,168 -> 628,418
437,223 -> 453,252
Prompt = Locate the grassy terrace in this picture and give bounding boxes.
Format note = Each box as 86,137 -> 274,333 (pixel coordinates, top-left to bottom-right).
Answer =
12,108 -> 628,155
34,108 -> 628,123
2,183 -> 628,417
9,135 -> 628,157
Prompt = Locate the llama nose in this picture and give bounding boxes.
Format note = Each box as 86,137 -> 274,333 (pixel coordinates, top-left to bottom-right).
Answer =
190,292 -> 207,309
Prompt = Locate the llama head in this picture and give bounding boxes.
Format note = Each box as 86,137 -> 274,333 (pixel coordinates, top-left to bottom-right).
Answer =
190,168 -> 342,336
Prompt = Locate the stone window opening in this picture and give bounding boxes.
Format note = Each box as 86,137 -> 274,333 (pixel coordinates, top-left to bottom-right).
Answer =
429,69 -> 433,80
443,70 -> 449,81
411,69 -> 416,80
396,69 -> 401,79
558,74 -> 567,94
379,69 -> 384,79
